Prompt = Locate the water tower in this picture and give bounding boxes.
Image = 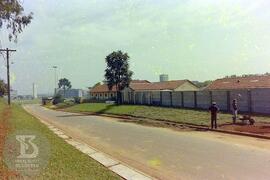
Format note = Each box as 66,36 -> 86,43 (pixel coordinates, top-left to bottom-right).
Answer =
159,74 -> 169,82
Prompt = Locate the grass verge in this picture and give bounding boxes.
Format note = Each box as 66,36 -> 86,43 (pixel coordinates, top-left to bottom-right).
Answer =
63,103 -> 270,126
0,99 -> 119,179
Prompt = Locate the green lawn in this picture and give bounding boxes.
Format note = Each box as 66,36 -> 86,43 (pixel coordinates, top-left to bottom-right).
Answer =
0,99 -> 119,179
64,103 -> 270,126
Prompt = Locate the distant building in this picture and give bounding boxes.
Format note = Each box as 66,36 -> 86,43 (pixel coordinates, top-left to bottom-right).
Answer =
33,83 -> 38,99
57,89 -> 88,98
90,80 -> 150,100
159,74 -> 169,82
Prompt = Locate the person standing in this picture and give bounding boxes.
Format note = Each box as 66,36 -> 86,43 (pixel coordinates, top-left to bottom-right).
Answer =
232,99 -> 238,124
208,102 -> 219,129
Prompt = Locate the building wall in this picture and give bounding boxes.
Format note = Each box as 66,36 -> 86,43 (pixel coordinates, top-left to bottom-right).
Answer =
90,92 -> 116,100
58,89 -> 82,98
174,82 -> 199,91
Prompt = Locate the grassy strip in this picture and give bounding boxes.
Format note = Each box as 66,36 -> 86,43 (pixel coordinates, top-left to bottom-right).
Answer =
0,100 -> 119,179
64,103 -> 270,126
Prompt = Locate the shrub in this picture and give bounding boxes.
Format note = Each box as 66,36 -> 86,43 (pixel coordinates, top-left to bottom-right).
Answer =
52,93 -> 64,105
74,97 -> 81,104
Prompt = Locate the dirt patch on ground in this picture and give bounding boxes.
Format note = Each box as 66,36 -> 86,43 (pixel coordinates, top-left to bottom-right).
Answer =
0,106 -> 20,179
220,122 -> 270,136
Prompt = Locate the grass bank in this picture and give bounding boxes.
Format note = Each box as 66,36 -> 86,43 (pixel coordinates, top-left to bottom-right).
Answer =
0,99 -> 119,179
63,103 -> 270,126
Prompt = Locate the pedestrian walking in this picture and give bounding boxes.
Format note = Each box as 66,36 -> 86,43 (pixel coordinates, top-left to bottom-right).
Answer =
208,102 -> 219,129
232,99 -> 238,124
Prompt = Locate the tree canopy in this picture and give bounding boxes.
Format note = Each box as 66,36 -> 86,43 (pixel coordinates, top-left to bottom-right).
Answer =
105,50 -> 133,103
0,0 -> 33,42
0,79 -> 7,97
58,78 -> 72,90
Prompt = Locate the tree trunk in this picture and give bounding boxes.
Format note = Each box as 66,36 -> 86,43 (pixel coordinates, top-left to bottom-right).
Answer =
116,84 -> 122,104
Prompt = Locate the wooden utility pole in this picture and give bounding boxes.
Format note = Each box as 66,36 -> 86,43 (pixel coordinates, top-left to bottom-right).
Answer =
0,48 -> 16,105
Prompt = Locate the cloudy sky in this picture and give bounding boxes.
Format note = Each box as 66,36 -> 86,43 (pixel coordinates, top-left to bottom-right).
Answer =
1,0 -> 270,95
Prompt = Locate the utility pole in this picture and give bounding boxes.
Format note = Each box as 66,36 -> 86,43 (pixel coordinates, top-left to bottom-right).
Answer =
0,48 -> 16,105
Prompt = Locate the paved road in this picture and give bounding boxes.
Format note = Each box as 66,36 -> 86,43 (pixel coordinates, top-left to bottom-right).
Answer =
25,104 -> 270,180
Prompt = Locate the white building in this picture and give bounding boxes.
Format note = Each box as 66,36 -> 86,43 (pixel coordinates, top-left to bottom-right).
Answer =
33,83 -> 38,99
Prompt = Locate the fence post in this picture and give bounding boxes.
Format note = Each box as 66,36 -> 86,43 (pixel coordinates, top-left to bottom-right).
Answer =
209,91 -> 213,105
181,92 -> 184,107
150,91 -> 153,105
248,90 -> 252,114
227,91 -> 230,112
170,92 -> 173,107
194,91 -> 197,109
160,91 -> 163,106
133,92 -> 136,104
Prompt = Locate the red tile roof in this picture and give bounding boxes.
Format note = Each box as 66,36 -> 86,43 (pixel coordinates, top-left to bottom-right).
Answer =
91,80 -> 191,92
206,76 -> 270,90
90,84 -> 117,93
90,80 -> 150,93
130,80 -> 150,83
129,80 -> 189,91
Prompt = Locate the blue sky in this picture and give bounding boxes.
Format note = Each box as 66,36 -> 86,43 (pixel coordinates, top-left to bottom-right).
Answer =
1,0 -> 270,95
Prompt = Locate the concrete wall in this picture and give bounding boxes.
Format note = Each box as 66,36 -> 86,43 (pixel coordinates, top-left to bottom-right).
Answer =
251,89 -> 270,114
142,92 -> 151,105
152,91 -> 161,105
230,90 -> 249,112
161,91 -> 172,106
172,92 -> 182,107
183,91 -> 195,108
197,91 -> 211,109
121,89 -> 270,115
212,91 -> 228,111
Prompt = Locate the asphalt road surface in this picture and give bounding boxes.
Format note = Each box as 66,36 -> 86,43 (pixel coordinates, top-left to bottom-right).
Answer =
25,104 -> 270,180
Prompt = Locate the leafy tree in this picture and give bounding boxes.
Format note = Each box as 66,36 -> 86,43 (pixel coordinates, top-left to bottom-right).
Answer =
105,50 -> 133,103
0,79 -> 7,97
0,0 -> 33,42
58,78 -> 72,98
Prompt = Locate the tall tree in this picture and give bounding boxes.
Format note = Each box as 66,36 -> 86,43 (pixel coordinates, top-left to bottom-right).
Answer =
0,0 -> 33,42
0,79 -> 7,97
58,78 -> 72,98
105,50 -> 133,103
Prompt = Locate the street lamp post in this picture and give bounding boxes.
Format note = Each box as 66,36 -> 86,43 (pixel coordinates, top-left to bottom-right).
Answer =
52,66 -> 58,95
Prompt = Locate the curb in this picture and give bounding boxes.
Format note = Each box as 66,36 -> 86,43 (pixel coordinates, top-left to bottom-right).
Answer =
62,110 -> 270,140
23,105 -> 155,180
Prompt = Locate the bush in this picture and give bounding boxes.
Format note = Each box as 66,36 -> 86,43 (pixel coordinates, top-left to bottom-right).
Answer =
52,93 -> 64,105
74,97 -> 81,104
